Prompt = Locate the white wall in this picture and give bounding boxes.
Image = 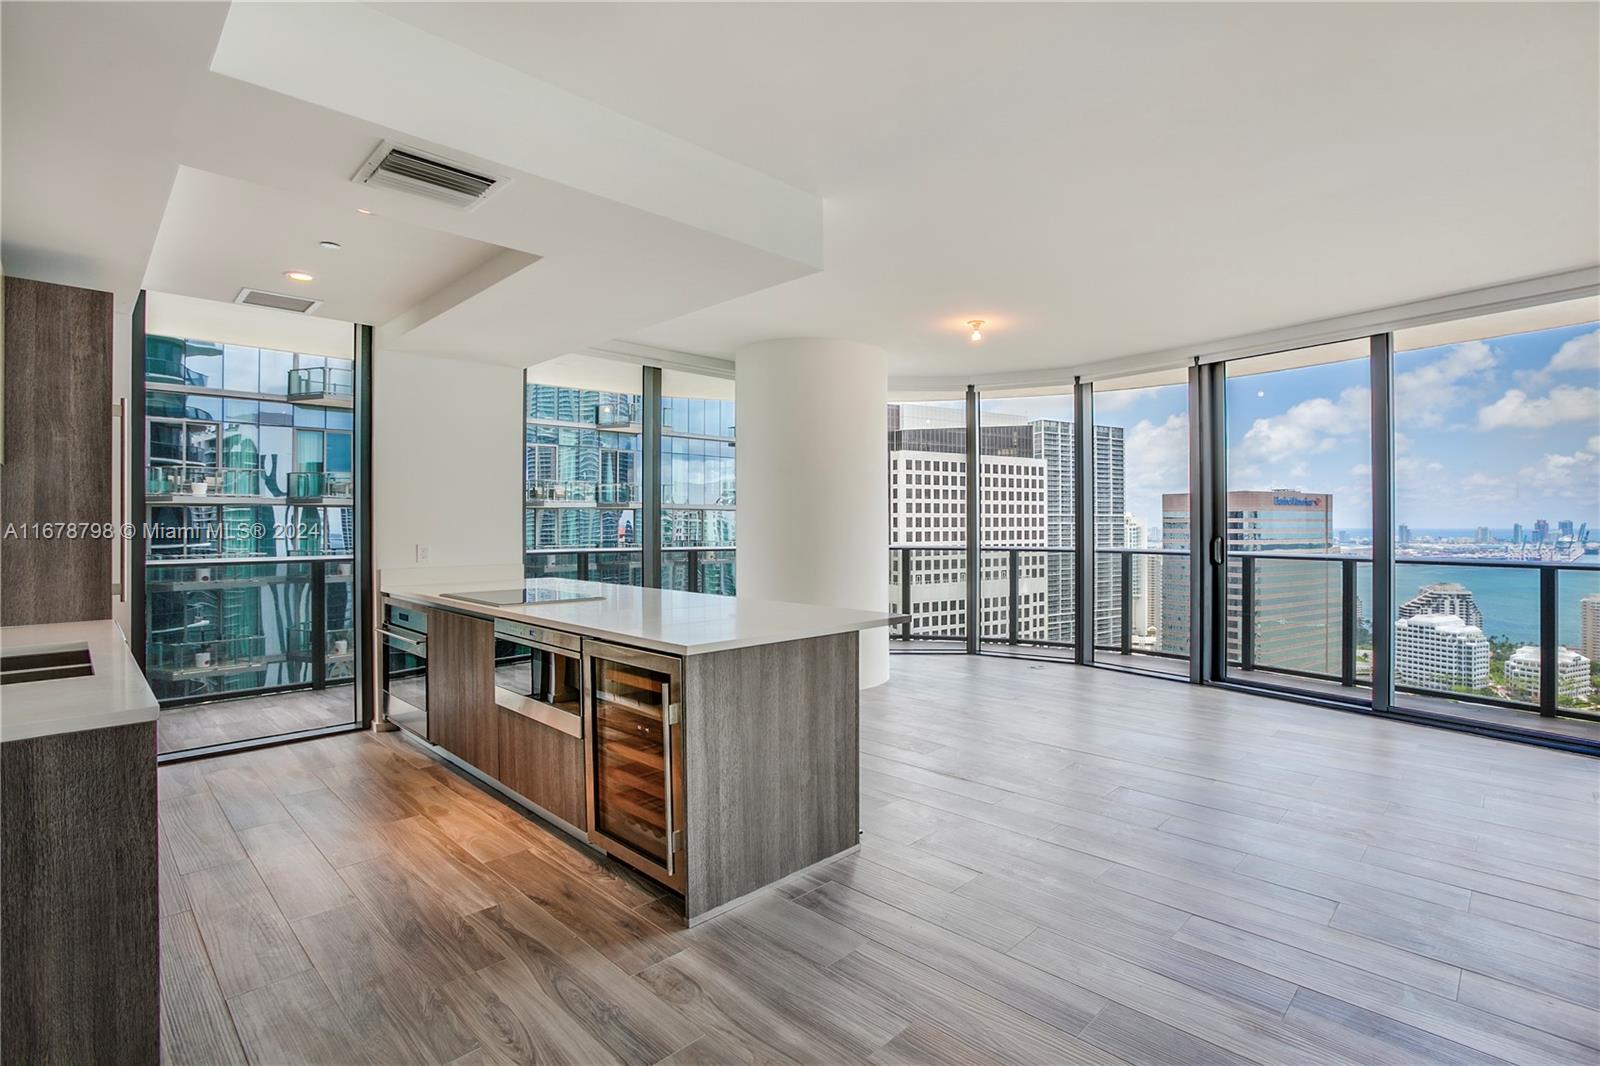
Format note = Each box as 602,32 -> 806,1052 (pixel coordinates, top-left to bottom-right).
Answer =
373,347 -> 523,573
736,338 -> 890,687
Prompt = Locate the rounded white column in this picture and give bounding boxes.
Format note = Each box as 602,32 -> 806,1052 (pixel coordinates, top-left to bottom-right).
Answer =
736,338 -> 890,687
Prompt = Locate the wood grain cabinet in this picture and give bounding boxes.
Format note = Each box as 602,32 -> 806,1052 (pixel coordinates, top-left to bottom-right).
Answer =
497,709 -> 586,829
426,609 -> 498,779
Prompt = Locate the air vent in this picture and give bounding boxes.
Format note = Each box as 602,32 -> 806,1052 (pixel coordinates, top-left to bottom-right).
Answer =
235,288 -> 322,314
354,140 -> 500,208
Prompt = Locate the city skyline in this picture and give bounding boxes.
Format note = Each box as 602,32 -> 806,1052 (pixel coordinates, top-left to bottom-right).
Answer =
982,320 -> 1598,540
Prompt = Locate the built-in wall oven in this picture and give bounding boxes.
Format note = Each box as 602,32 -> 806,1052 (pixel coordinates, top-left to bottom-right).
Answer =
493,619 -> 583,738
582,640 -> 686,893
380,600 -> 428,739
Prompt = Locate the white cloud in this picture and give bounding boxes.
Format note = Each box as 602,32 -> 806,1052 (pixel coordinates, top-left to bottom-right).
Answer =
1514,328 -> 1599,388
1233,386 -> 1369,468
1476,385 -> 1600,430
1590,435 -> 1600,454
1514,446 -> 1598,500
1395,340 -> 1496,428
1549,330 -> 1600,374
1125,412 -> 1189,502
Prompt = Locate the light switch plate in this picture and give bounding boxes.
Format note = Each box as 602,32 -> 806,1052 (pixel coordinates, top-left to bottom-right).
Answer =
415,543 -> 431,563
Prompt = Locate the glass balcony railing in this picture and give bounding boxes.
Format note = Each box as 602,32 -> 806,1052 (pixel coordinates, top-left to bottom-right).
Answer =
146,464 -> 263,500
524,480 -> 641,505
286,366 -> 355,405
144,557 -> 355,704
286,469 -> 354,503
662,549 -> 736,595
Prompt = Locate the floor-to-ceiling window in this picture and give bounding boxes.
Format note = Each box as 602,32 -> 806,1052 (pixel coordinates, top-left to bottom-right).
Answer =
523,357 -> 643,585
140,304 -> 362,757
1092,369 -> 1190,675
887,397 -> 970,647
971,391 -> 1074,653
660,371 -> 736,594
1220,339 -> 1373,699
1391,300 -> 1599,728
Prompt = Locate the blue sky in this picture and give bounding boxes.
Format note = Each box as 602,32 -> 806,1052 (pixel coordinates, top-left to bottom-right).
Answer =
983,320 -> 1599,539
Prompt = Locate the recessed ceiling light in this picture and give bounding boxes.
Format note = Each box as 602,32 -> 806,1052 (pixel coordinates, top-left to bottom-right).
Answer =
968,319 -> 986,342
319,241 -> 342,250
355,208 -> 373,215
284,270 -> 315,283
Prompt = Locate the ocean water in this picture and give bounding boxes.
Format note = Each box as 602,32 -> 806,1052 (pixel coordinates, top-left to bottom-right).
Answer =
1354,563 -> 1600,648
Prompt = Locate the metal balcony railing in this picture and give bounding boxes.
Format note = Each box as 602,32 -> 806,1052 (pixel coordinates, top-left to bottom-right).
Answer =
286,366 -> 355,405
524,480 -> 641,506
143,556 -> 355,705
523,546 -> 736,596
887,542 -> 1599,722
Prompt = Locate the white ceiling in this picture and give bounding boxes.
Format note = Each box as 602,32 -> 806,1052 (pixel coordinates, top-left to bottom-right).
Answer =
144,168 -> 515,327
4,3 -> 1597,385
386,2 -> 1600,381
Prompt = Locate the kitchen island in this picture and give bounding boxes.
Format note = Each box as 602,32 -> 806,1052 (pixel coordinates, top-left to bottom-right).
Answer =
379,573 -> 897,922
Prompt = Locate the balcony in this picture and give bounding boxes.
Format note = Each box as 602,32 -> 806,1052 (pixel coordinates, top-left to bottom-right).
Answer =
888,543 -> 1599,732
524,480 -> 640,506
144,557 -> 355,706
286,365 -> 355,407
286,468 -> 354,504
146,463 -> 264,502
523,545 -> 736,595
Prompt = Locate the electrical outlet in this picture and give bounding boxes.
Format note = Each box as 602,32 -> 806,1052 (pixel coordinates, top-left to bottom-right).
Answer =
415,544 -> 431,564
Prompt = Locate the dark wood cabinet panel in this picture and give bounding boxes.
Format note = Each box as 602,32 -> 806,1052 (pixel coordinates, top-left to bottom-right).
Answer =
428,609 -> 497,779
2,722 -> 158,1064
497,709 -> 586,829
1,276 -> 114,625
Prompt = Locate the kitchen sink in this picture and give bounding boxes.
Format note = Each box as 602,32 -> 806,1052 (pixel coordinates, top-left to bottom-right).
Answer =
0,645 -> 94,685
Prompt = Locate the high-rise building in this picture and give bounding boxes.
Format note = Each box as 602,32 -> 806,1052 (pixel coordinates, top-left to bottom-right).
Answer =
1395,614 -> 1490,692
1504,645 -> 1594,703
1474,526 -> 1490,544
1513,522 -> 1525,544
887,405 -> 1047,640
1397,524 -> 1413,546
1399,583 -> 1483,629
1581,594 -> 1600,663
1533,519 -> 1550,544
1024,418 -> 1125,645
1559,519 -> 1576,538
1160,490 -> 1340,674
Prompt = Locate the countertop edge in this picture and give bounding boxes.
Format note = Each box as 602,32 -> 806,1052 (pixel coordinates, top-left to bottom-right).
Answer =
0,620 -> 160,744
383,587 -> 896,656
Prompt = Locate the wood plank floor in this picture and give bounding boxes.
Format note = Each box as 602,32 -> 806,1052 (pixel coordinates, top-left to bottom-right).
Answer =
159,654 -> 1600,1065
158,687 -> 355,754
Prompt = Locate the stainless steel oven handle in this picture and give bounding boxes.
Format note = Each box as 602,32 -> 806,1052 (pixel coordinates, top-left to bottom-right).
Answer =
378,628 -> 427,649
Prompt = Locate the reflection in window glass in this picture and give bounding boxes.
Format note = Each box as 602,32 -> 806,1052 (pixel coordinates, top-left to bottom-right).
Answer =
1393,309 -> 1599,717
524,365 -> 644,584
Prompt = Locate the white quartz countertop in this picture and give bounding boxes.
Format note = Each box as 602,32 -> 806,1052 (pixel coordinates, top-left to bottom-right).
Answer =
0,620 -> 159,743
382,577 -> 899,656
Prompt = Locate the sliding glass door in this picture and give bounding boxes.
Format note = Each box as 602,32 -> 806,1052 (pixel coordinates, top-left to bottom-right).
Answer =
1219,339 -> 1373,700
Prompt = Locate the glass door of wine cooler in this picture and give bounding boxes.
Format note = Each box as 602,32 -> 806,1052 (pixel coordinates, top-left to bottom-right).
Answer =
581,640 -> 685,891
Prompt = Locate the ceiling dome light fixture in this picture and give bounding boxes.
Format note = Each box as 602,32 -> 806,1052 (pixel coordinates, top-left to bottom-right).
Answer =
968,320 -> 986,342
355,207 -> 373,215
284,270 -> 315,283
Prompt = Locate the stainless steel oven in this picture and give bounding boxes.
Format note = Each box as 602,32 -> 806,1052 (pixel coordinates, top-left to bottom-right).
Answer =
380,600 -> 428,739
493,620 -> 584,737
582,640 -> 686,893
